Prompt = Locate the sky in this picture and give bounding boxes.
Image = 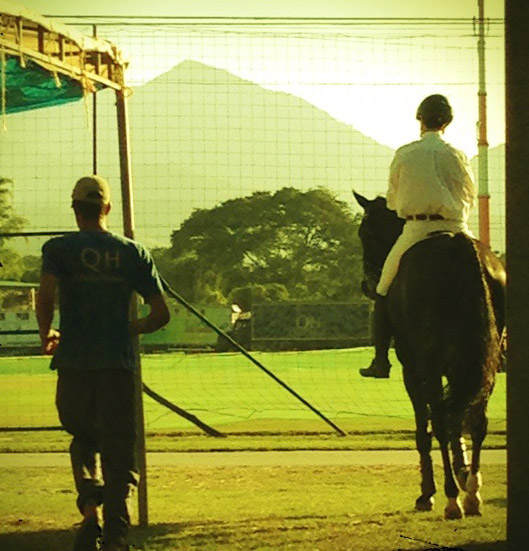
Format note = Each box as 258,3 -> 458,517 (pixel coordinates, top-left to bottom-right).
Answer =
13,0 -> 505,156
7,0 -> 508,251
16,0 -> 505,19
2,1 -> 508,253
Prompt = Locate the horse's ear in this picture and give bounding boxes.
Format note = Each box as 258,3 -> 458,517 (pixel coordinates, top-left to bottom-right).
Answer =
353,191 -> 372,211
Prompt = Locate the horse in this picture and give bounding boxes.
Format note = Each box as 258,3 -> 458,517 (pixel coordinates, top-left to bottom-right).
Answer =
354,192 -> 505,519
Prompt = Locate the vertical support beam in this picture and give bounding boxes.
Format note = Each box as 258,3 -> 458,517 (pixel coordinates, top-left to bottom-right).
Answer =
506,1 -> 529,549
16,18 -> 25,68
116,87 -> 135,238
92,25 -> 97,175
37,24 -> 44,55
477,0 -> 490,247
58,36 -> 65,63
115,84 -> 149,527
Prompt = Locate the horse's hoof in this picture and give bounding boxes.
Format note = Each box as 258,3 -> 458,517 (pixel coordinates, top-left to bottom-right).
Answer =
444,497 -> 464,520
463,472 -> 483,516
464,493 -> 483,516
415,495 -> 434,511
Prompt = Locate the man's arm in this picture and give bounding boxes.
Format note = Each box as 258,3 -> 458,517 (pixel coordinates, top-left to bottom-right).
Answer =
386,153 -> 400,212
445,148 -> 477,209
129,293 -> 170,335
459,153 -> 477,208
36,273 -> 60,354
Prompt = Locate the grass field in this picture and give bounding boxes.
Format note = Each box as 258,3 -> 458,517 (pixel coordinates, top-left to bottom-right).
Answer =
0,347 -> 506,436
0,348 -> 507,550
0,463 -> 506,551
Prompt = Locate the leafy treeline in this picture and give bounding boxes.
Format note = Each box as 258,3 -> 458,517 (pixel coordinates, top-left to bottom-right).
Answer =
0,178 -> 41,309
153,187 -> 364,306
1,182 -> 365,309
0,178 -> 40,283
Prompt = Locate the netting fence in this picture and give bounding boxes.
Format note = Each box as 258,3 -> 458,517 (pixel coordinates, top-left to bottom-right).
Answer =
0,17 -> 506,435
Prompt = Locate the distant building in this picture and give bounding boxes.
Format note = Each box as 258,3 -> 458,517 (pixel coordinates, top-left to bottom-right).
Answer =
0,280 -> 40,351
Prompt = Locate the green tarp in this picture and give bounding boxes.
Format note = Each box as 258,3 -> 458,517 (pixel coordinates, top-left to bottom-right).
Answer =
4,55 -> 90,114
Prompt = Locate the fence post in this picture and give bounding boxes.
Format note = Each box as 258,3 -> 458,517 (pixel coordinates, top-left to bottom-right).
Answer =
115,83 -> 149,527
505,1 -> 529,548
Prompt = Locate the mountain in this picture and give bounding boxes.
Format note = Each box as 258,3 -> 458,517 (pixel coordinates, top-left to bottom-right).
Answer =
1,59 -> 396,251
118,60 -> 397,246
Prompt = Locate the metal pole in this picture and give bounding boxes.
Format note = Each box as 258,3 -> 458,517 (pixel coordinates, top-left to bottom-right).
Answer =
115,82 -> 149,527
505,1 -> 529,549
160,278 -> 347,437
142,383 -> 224,437
92,24 -> 97,175
477,0 -> 490,247
115,90 -> 135,236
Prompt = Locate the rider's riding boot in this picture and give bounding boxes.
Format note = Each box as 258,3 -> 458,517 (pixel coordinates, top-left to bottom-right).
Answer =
360,294 -> 392,378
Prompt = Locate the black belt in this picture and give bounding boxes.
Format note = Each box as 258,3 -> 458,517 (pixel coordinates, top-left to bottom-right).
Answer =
406,214 -> 445,221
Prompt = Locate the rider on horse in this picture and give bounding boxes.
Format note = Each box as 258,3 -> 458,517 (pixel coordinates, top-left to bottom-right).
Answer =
360,94 -> 477,378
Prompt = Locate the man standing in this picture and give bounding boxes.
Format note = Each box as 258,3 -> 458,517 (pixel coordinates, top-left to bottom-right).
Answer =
360,94 -> 477,378
36,175 -> 170,551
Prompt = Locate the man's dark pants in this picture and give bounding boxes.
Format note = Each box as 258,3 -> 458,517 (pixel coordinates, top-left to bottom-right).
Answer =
56,368 -> 139,546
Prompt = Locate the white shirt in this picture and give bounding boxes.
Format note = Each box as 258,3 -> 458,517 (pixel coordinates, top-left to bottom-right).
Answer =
386,131 -> 476,222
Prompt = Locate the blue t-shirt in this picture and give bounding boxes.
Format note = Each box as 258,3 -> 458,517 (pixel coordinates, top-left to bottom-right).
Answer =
41,231 -> 164,371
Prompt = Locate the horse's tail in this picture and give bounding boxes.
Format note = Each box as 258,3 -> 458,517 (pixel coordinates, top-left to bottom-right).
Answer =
443,234 -> 499,423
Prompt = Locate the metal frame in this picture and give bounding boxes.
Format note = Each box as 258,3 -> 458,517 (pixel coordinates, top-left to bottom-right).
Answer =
0,4 -> 124,89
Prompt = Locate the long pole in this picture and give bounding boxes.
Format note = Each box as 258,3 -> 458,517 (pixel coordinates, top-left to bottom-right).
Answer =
92,24 -> 97,175
505,1 -> 529,549
142,383 -> 224,437
160,278 -> 347,437
115,82 -> 149,527
477,0 -> 490,247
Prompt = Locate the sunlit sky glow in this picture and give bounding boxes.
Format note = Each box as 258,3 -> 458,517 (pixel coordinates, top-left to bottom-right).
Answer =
15,1 -> 505,156
3,0 -> 507,252
21,0 -> 506,19
104,24 -> 505,156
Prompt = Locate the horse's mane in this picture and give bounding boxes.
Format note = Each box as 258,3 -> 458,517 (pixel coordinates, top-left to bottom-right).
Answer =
357,196 -> 404,288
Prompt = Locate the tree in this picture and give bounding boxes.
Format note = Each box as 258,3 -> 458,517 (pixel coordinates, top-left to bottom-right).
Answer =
154,187 -> 364,304
0,178 -> 27,281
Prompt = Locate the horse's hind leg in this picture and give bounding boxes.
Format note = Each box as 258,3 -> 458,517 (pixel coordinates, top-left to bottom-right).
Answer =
430,400 -> 464,520
404,371 -> 436,511
463,406 -> 488,516
415,413 -> 436,511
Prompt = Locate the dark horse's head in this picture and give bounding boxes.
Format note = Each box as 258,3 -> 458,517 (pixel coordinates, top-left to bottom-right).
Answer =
353,191 -> 405,299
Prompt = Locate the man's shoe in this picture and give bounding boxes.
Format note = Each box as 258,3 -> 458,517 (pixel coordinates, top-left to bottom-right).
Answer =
73,517 -> 102,551
359,359 -> 391,379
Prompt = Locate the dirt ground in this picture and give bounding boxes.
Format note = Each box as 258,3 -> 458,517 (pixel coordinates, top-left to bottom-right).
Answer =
0,448 -> 506,468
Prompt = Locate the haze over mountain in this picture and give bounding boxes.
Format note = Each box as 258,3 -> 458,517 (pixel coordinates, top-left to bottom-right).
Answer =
1,59 -> 504,253
1,60 -> 394,247
116,59 -> 397,245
